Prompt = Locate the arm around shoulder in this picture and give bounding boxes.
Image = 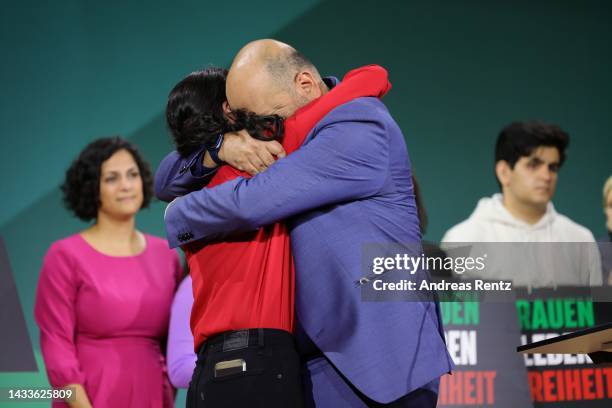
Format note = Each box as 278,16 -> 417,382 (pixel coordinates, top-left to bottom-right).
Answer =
164,106 -> 390,246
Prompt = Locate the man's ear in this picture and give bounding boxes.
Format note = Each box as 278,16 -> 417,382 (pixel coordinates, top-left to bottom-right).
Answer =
294,71 -> 320,98
223,101 -> 237,123
222,101 -> 232,116
495,160 -> 512,188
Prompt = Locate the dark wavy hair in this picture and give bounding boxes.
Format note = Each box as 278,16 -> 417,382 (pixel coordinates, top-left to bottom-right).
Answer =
61,136 -> 154,222
166,67 -> 285,157
166,67 -> 231,157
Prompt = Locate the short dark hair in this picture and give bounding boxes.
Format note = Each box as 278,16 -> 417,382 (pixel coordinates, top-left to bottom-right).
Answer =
495,121 -> 569,168
494,121 -> 570,187
166,67 -> 230,157
61,137 -> 154,222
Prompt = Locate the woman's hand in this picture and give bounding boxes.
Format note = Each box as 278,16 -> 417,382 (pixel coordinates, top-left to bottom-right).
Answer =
65,384 -> 93,408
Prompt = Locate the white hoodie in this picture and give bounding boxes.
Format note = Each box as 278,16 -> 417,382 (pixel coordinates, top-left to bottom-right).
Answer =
442,194 -> 602,287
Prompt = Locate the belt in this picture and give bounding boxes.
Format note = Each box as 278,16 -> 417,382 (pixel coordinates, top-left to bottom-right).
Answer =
198,328 -> 293,358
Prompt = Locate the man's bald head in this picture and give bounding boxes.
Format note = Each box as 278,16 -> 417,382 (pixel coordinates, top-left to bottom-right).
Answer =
226,39 -> 327,117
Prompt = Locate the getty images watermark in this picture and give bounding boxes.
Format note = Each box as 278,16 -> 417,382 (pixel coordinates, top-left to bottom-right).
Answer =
363,249 -> 511,297
359,243 -> 517,302
359,242 -> 608,302
368,252 -> 513,292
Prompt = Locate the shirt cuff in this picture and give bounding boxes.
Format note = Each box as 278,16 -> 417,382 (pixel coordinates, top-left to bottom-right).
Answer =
190,149 -> 219,178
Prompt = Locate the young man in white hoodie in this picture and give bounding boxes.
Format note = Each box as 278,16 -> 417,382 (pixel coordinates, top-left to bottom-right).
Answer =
442,121 -> 602,287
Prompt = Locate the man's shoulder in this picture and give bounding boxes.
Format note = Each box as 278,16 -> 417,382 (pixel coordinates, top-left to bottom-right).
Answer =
317,97 -> 390,126
552,212 -> 596,242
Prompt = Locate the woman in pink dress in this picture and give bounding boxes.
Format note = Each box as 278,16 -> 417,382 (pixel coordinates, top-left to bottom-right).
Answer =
35,137 -> 182,408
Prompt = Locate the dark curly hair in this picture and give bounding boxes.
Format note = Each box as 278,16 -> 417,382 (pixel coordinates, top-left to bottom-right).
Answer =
61,136 -> 154,222
165,67 -> 284,157
166,67 -> 231,157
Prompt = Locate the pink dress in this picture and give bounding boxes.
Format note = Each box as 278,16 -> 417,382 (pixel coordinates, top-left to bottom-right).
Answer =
34,233 -> 182,408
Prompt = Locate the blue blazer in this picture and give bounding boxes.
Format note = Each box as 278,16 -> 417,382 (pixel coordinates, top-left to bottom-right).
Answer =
160,97 -> 454,403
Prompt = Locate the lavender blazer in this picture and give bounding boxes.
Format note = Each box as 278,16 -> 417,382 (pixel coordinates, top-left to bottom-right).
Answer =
161,97 -> 453,403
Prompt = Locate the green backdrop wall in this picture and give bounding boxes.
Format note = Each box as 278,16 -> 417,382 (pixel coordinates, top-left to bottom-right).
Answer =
1,0 -> 610,405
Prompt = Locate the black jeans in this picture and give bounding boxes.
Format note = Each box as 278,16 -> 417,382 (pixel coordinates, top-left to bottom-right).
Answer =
187,329 -> 304,408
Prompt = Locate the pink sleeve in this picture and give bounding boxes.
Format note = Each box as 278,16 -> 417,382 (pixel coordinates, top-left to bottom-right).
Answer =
34,243 -> 85,387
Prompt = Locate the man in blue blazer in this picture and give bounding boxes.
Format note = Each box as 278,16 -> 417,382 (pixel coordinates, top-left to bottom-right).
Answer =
162,39 -> 453,407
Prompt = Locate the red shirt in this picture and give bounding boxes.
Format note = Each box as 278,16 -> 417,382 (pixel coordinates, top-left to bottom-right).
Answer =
186,65 -> 391,351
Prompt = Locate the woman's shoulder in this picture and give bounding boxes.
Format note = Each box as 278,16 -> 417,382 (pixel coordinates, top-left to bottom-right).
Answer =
46,233 -> 84,257
40,234 -> 87,274
144,233 -> 178,257
143,234 -> 182,282
144,233 -> 172,248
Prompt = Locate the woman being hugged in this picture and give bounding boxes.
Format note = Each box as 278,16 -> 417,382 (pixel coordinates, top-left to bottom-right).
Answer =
35,137 -> 182,408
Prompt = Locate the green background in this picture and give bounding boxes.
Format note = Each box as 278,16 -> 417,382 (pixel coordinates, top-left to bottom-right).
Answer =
1,0 -> 610,406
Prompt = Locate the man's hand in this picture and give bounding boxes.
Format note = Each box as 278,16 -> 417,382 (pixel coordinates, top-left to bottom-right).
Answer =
219,130 -> 286,175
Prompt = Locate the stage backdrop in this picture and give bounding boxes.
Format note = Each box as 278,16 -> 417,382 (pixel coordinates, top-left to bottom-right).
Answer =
1,0 -> 611,406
